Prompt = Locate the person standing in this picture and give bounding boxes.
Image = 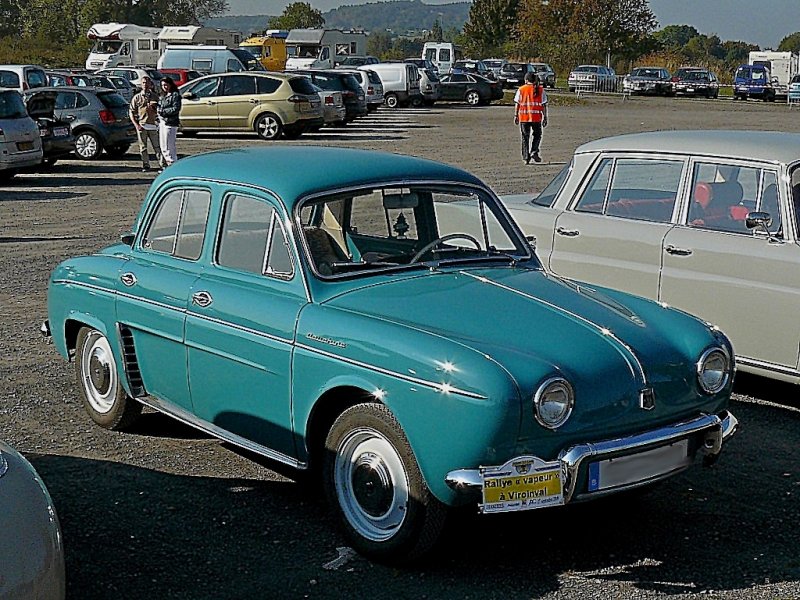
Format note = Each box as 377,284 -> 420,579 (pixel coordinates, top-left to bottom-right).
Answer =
157,77 -> 182,167
129,76 -> 165,172
514,72 -> 548,164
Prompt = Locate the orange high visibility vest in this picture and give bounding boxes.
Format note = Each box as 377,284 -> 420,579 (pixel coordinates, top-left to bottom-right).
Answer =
518,84 -> 544,123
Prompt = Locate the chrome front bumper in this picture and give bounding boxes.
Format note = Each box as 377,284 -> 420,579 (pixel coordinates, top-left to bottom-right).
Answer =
445,411 -> 738,504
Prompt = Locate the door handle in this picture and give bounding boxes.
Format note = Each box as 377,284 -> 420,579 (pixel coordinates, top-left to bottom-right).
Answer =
556,227 -> 580,237
205,101 -> 216,105
65,115 -> 76,121
249,98 -> 259,104
665,245 -> 693,256
192,291 -> 213,308
120,272 -> 137,287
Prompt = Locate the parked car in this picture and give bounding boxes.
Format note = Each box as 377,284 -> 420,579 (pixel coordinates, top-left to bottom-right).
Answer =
302,70 -> 367,122
0,64 -> 47,92
531,63 -> 556,88
452,59 -> 495,80
788,73 -> 800,103
369,62 -> 421,108
404,58 -> 438,74
46,70 -> 116,91
622,67 -> 672,96
503,129 -> 800,386
338,55 -> 379,67
160,68 -> 203,87
0,439 -> 65,599
179,72 -> 323,139
498,62 -> 534,88
47,86 -> 135,159
734,64 -> 776,101
417,67 -> 440,106
568,64 -> 616,92
0,89 -> 42,179
673,69 -> 719,98
43,145 -> 737,561
96,67 -> 164,91
339,67 -> 383,112
22,89 -> 75,166
308,82 -> 347,127
104,75 -> 135,102
482,58 -> 507,78
438,72 -> 501,105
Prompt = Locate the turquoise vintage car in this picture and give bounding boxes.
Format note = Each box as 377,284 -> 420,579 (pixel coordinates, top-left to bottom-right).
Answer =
43,147 -> 737,561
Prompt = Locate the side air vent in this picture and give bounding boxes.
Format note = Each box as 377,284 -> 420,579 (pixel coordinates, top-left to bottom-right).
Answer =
118,325 -> 145,397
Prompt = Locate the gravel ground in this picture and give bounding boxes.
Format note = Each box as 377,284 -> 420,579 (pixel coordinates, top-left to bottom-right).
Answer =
2,94 -> 800,599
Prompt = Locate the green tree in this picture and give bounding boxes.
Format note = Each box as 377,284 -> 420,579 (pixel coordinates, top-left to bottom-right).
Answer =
367,30 -> 393,58
653,24 -> 699,50
428,18 -> 443,42
722,40 -> 758,64
684,33 -> 724,62
462,0 -> 518,57
778,32 -> 800,53
268,2 -> 324,30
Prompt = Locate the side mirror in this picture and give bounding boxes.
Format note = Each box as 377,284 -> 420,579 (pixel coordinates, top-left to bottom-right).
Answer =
745,211 -> 772,231
120,232 -> 135,246
526,234 -> 537,249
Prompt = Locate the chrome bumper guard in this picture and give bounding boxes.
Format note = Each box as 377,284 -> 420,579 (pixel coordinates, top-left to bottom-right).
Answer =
40,320 -> 52,341
445,411 -> 738,504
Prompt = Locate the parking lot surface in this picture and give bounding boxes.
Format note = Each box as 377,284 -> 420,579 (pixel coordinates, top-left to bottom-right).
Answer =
2,96 -> 800,599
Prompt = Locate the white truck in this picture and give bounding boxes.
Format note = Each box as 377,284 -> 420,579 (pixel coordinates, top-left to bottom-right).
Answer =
86,23 -> 162,69
159,26 -> 242,48
285,29 -> 367,70
749,50 -> 800,97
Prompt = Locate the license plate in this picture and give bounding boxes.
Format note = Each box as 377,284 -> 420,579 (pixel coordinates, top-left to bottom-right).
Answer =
481,456 -> 564,513
126,129 -> 137,136
687,88 -> 695,92
588,439 -> 690,492
17,141 -> 34,151
53,127 -> 69,137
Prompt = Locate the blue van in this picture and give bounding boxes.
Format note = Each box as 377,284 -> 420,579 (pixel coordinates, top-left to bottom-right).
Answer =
733,64 -> 776,101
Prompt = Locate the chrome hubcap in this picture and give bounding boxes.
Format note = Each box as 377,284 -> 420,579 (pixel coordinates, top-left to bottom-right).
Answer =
258,117 -> 279,139
467,92 -> 479,105
81,332 -> 117,414
335,428 -> 408,541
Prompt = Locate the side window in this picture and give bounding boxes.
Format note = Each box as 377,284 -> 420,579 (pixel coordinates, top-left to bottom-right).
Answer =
137,39 -> 151,51
192,59 -> 213,72
190,77 -> 220,98
604,159 -> 682,223
221,75 -> 255,96
217,194 -> 292,278
55,92 -> 76,110
142,189 -> 211,259
425,48 -> 436,62
574,158 -> 612,214
687,162 -> 754,233
227,59 -> 244,72
320,47 -> 330,61
75,93 -> 89,108
27,70 -> 47,88
440,48 -> 451,63
256,76 -> 281,94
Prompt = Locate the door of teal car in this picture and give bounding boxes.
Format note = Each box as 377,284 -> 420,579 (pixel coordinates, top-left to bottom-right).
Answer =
184,190 -> 304,458
117,186 -> 212,411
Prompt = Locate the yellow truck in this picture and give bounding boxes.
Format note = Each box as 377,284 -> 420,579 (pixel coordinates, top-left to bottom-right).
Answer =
238,31 -> 288,71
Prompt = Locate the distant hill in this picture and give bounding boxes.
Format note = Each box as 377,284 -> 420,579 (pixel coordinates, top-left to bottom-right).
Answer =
204,0 -> 470,36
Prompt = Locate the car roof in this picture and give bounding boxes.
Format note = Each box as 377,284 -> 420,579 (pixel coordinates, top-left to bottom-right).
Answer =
157,147 -> 484,209
576,130 -> 800,164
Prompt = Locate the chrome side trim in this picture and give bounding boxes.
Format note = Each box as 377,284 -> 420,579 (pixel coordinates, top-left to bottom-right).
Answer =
444,411 -> 737,503
295,342 -> 488,400
736,356 -> 800,377
186,312 -> 294,348
136,396 -> 307,470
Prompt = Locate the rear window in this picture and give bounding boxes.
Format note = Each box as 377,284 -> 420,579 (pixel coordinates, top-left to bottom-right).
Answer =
98,91 -> 128,108
311,73 -> 345,92
27,69 -> 47,88
289,77 -> 317,95
365,70 -> 382,84
0,70 -> 20,88
342,74 -> 361,92
0,90 -> 28,118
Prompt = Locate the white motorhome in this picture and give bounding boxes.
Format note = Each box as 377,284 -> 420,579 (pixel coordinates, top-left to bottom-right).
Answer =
422,42 -> 463,74
159,26 -> 242,48
86,23 -> 161,70
749,50 -> 800,96
285,29 -> 367,70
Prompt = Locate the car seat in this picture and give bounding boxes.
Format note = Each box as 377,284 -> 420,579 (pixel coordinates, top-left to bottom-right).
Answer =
304,227 -> 349,275
690,181 -> 744,230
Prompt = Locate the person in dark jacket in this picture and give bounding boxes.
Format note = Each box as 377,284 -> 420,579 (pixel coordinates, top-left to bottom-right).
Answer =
158,77 -> 182,166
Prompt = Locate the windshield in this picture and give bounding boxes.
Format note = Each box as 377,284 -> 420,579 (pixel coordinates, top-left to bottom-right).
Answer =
290,45 -> 319,59
575,66 -> 598,73
631,68 -> 661,77
230,49 -> 265,71
0,90 -> 27,118
239,44 -> 262,58
298,184 -> 534,278
484,60 -> 503,68
92,41 -> 122,54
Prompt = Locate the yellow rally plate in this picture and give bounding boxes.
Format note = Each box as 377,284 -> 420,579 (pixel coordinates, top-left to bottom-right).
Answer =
480,456 -> 565,514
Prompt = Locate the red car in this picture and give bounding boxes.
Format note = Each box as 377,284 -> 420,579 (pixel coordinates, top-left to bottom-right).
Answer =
160,69 -> 203,87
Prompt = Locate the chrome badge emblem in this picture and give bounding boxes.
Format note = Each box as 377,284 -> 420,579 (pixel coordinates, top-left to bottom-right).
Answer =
639,388 -> 655,411
513,460 -> 533,475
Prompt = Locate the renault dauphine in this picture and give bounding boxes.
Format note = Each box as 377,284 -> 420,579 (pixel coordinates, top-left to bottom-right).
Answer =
43,147 -> 737,561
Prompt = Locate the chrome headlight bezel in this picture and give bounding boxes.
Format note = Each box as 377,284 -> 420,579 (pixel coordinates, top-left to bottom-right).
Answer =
697,347 -> 731,394
533,377 -> 575,430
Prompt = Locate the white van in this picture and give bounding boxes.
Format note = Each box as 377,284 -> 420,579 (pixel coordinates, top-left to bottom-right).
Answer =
85,23 -> 162,69
366,63 -> 421,108
158,45 -> 265,74
422,42 -> 463,74
285,29 -> 367,70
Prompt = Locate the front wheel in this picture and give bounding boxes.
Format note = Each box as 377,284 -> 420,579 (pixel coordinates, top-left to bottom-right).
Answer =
254,113 -> 282,140
75,327 -> 142,430
465,90 -> 481,106
323,403 -> 447,562
384,93 -> 399,109
74,131 -> 102,160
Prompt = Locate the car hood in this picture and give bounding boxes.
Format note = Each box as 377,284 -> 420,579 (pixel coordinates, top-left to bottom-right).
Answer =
24,91 -> 57,118
323,267 -> 726,431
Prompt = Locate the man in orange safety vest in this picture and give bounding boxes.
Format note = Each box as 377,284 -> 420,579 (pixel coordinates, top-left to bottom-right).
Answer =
514,72 -> 549,164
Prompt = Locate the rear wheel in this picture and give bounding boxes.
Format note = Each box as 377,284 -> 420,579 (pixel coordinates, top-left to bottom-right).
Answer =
254,113 -> 282,140
323,403 -> 447,562
74,131 -> 102,160
384,93 -> 399,109
465,90 -> 481,106
75,327 -> 142,430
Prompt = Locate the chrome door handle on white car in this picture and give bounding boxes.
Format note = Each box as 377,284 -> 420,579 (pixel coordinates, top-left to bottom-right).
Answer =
556,227 -> 580,237
665,245 -> 693,256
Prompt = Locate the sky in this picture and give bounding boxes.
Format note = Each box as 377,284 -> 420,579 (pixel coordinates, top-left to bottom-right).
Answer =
224,0 -> 800,49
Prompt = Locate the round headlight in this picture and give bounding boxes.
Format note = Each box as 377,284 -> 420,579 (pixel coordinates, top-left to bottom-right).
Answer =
697,347 -> 730,394
533,377 -> 574,430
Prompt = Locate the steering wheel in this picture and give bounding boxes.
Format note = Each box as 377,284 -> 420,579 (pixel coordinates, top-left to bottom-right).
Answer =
410,233 -> 482,263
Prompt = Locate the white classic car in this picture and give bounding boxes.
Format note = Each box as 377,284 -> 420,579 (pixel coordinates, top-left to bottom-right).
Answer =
504,130 -> 800,385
